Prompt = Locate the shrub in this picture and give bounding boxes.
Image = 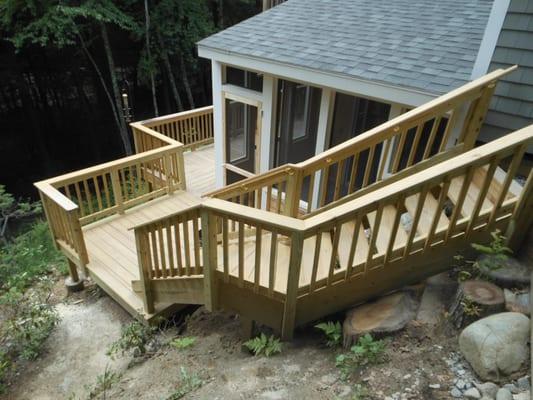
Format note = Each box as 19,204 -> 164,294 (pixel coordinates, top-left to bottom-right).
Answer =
169,336 -> 196,350
335,334 -> 386,379
165,367 -> 204,400
315,321 -> 342,347
107,321 -> 157,358
243,333 -> 282,357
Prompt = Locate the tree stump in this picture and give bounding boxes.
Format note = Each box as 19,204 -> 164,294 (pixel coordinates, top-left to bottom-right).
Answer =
449,280 -> 504,328
342,291 -> 418,348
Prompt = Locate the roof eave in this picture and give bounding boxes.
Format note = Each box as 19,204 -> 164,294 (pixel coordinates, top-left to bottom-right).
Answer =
198,44 -> 439,108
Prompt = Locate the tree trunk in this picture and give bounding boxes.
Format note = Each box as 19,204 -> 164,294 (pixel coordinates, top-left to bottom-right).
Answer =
161,49 -> 183,111
144,0 -> 159,116
218,0 -> 224,28
449,280 -> 505,328
100,22 -> 132,155
180,57 -> 195,109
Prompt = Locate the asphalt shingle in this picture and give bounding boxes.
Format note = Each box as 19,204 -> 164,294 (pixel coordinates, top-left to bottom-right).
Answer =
198,0 -> 493,94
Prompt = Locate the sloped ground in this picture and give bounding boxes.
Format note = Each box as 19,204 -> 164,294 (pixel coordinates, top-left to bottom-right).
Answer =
4,282 -> 470,400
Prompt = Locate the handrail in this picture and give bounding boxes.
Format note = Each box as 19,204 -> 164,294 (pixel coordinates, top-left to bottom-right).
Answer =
207,67 -> 516,218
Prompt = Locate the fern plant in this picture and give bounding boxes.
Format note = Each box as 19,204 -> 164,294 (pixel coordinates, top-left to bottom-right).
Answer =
243,333 -> 282,357
335,334 -> 386,379
315,321 -> 342,347
169,336 -> 196,350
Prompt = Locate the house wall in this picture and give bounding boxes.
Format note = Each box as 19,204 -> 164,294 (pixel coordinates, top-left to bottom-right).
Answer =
480,0 -> 533,151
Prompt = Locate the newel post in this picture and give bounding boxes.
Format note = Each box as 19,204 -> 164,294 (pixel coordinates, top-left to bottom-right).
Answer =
110,168 -> 125,214
506,170 -> 533,252
177,147 -> 187,190
134,227 -> 154,314
460,83 -> 497,150
281,230 -> 304,341
283,167 -> 303,218
201,208 -> 218,311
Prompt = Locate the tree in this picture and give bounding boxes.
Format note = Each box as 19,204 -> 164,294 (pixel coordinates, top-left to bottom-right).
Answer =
0,0 -> 137,155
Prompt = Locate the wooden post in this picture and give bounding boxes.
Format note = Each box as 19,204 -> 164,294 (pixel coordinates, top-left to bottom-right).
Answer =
281,231 -> 304,341
459,84 -> 497,150
67,209 -> 89,274
65,259 -> 84,292
164,155 -> 175,194
176,147 -> 187,190
201,208 -> 218,311
110,168 -> 125,214
134,228 -> 154,314
507,169 -> 533,252
283,168 -> 302,218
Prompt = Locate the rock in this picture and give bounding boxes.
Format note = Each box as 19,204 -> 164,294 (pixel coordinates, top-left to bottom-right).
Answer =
474,382 -> 500,398
504,289 -> 530,315
496,388 -> 513,400
464,387 -> 481,399
342,291 -> 418,347
502,384 -> 518,394
451,387 -> 462,398
416,272 -> 457,325
477,255 -> 530,288
429,384 -> 441,389
460,313 -> 530,381
456,379 -> 467,389
516,376 -> 530,391
513,392 -> 530,400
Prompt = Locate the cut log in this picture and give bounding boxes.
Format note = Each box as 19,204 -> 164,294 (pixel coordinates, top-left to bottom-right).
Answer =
477,255 -> 530,288
343,291 -> 418,348
449,280 -> 505,328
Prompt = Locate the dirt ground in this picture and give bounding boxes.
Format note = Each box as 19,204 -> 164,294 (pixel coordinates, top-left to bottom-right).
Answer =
2,279 -> 470,400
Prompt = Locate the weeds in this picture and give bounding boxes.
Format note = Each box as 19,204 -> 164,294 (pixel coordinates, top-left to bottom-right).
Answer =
107,321 -> 157,358
315,321 -> 342,347
164,367 -> 204,400
335,334 -> 386,379
243,333 -> 282,357
85,365 -> 121,399
454,230 -> 511,282
169,336 -> 196,350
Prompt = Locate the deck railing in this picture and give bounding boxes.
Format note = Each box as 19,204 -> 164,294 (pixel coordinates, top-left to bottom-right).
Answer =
35,106 -> 214,273
206,67 -> 515,219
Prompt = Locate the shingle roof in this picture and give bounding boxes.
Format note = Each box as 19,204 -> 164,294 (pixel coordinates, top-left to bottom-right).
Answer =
198,0 -> 493,95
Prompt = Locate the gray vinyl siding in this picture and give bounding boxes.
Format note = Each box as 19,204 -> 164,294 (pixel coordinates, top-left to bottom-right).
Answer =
481,0 -> 533,147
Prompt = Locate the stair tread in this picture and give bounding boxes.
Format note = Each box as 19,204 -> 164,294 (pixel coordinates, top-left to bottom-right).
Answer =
448,169 -> 494,217
367,205 -> 409,255
337,220 -> 370,269
404,191 -> 449,237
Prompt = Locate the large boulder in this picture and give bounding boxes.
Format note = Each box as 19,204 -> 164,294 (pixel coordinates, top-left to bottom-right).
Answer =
459,313 -> 530,381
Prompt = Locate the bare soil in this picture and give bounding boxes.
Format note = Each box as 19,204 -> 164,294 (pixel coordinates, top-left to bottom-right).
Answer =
3,279 -> 468,400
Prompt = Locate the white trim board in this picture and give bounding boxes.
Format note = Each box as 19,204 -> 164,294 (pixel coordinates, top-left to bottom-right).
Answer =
471,0 -> 510,80
198,47 -> 436,108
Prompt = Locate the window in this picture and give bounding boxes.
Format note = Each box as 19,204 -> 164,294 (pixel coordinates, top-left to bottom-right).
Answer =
225,66 -> 263,92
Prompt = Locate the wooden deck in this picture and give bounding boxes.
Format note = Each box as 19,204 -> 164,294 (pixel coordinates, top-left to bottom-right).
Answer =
183,144 -> 216,197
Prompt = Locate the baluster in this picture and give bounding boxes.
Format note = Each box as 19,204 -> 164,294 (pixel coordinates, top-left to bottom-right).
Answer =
425,179 -> 451,251
384,195 -> 405,265
173,218 -> 183,276
366,203 -> 384,268
403,184 -> 429,259
327,223 -> 342,286
150,230 -> 160,278
406,123 -> 424,167
423,116 -> 442,159
362,145 -> 376,187
193,216 -> 201,274
391,127 -> 407,173
310,232 -> 322,293
110,169 -> 124,214
222,217 -> 229,282
183,216 -> 191,275
268,230 -> 278,296
166,220 -> 176,277
238,220 -> 244,287
346,214 -> 363,278
466,160 -> 499,237
254,225 -> 262,293
445,167 -> 475,244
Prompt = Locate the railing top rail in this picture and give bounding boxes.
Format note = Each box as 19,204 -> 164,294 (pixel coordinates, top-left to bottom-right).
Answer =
136,105 -> 213,127
129,122 -> 180,145
36,143 -> 182,188
35,181 -> 78,211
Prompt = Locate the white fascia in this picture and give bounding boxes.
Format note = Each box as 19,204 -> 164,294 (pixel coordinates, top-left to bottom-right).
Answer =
198,46 -> 436,108
471,0 -> 511,80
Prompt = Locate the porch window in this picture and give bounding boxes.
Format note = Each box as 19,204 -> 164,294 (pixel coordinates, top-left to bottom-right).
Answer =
225,66 -> 263,92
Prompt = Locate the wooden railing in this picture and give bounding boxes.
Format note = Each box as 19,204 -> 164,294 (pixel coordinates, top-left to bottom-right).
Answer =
206,67 -> 515,218
35,106 -> 214,274
133,106 -> 214,151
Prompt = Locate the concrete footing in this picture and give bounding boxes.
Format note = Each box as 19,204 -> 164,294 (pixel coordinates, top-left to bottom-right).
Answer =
65,276 -> 84,292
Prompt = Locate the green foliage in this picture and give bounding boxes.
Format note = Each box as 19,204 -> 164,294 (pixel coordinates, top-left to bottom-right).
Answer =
335,334 -> 386,379
0,221 -> 66,291
351,383 -> 370,400
169,336 -> 196,350
461,297 -> 481,318
165,367 -> 204,400
315,321 -> 342,347
455,230 -> 512,282
107,320 -> 157,358
85,365 -> 121,399
0,184 -> 41,241
243,333 -> 282,357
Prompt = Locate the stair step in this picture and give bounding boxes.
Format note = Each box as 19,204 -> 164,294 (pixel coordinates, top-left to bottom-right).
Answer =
367,205 -> 409,255
404,191 -> 449,237
448,168 -> 494,216
337,220 -> 370,269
